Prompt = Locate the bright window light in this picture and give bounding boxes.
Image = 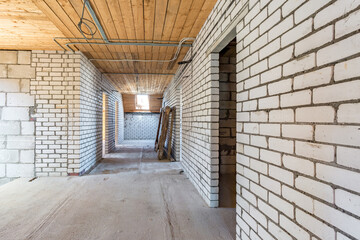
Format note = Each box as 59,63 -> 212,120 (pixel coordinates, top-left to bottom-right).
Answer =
135,95 -> 149,110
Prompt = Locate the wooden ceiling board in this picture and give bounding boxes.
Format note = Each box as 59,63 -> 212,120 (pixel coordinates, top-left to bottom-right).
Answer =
91,0 -> 126,72
107,74 -> 173,95
148,0 -> 162,72
48,0 -> 115,73
158,0 -> 181,71
106,0 -> 135,71
1,0 -> 41,12
180,0 -> 206,39
123,93 -> 162,113
188,0 -> 216,37
118,0 -> 141,72
1,0 -> 217,94
144,0 -> 157,72
0,0 -> 65,50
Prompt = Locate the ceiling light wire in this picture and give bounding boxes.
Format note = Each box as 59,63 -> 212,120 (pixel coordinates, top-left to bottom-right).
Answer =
78,0 -> 98,40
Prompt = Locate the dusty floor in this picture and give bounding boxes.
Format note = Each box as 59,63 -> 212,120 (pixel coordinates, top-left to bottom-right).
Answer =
0,141 -> 236,240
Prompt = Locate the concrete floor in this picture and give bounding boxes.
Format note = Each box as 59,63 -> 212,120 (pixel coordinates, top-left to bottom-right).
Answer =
0,141 -> 236,240
219,173 -> 237,208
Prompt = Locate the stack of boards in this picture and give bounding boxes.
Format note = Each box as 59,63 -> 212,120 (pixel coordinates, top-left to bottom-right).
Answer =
155,106 -> 175,160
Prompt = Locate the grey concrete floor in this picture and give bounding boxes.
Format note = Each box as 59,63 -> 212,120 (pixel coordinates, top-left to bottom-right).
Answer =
0,141 -> 236,240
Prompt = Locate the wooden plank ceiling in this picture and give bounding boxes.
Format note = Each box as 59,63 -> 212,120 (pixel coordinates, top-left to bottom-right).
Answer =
107,74 -> 173,94
1,0 -> 217,94
0,0 -> 65,50
123,94 -> 162,113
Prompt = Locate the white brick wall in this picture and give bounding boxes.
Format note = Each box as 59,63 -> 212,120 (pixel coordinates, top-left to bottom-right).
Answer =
31,50 -> 81,176
0,50 -> 125,179
0,50 -> 35,185
162,78 -> 185,161
163,0 -> 360,239
80,54 -> 124,174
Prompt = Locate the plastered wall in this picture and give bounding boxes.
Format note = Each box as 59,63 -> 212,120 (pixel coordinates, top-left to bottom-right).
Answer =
163,0 -> 360,239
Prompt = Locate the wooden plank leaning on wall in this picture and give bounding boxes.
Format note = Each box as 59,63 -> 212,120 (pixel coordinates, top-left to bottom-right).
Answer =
155,106 -> 175,161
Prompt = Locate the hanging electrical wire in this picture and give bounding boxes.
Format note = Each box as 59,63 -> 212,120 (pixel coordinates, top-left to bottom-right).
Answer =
78,0 -> 97,40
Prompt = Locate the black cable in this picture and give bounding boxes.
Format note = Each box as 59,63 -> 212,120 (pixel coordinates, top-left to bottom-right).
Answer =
78,0 -> 97,40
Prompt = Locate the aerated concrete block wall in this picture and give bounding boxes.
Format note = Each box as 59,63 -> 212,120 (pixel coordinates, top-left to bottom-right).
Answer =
164,0 -> 360,239
0,50 -> 35,185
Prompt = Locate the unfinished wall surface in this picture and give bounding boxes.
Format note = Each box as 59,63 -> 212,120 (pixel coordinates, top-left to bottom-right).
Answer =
124,113 -> 159,140
31,50 -> 81,176
0,50 -> 123,179
117,101 -> 125,144
0,50 -> 35,185
162,88 -> 181,161
80,54 -> 124,174
106,87 -> 124,148
219,54 -> 237,174
33,51 -> 124,176
164,0 -> 360,239
218,51 -> 237,208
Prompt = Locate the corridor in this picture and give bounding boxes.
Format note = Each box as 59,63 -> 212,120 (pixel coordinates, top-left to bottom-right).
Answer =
0,142 -> 236,240
1,1 -> 360,239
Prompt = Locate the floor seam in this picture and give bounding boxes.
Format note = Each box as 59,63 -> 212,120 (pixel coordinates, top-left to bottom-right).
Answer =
24,181 -> 86,240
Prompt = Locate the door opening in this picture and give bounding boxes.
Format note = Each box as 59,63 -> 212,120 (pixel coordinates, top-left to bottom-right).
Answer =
102,93 -> 107,157
115,101 -> 118,145
218,38 -> 237,209
179,87 -> 183,162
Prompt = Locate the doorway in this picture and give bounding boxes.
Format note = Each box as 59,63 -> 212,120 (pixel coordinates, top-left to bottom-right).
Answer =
115,101 -> 118,145
218,38 -> 237,208
102,92 -> 107,157
179,86 -> 183,162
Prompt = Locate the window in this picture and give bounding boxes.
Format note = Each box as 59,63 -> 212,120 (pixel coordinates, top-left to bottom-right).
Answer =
135,94 -> 149,110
